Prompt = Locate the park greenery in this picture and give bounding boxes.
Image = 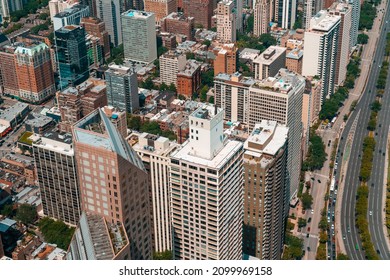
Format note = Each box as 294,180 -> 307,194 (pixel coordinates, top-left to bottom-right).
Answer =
301,191 -> 313,210
127,114 -> 177,141
236,33 -> 277,53
107,44 -> 124,65
316,204 -> 329,259
319,87 -> 349,121
337,253 -> 350,260
15,204 -> 37,225
282,234 -> 304,260
298,217 -> 307,228
359,1 -> 379,30
376,61 -> 389,89
38,217 -> 75,250
386,144 -> 390,235
2,23 -> 23,35
344,57 -> 361,89
357,34 -> 369,45
293,10 -> 304,30
302,129 -> 327,171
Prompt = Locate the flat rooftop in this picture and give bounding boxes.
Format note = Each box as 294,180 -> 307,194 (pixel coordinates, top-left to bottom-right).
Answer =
172,138 -> 242,169
190,104 -> 222,121
245,120 -> 288,156
122,9 -> 154,19
54,4 -> 88,18
311,11 -> 341,32
253,46 -> 286,65
0,102 -> 29,121
215,72 -> 256,87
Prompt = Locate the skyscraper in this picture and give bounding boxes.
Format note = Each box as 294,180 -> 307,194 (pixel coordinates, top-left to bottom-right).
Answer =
243,120 -> 288,260
302,10 -> 340,100
248,68 -> 305,200
348,0 -> 360,48
216,0 -> 236,43
144,0 -> 177,25
121,10 -> 157,64
33,131 -> 81,226
130,133 -> 179,253
159,50 -> 187,87
55,25 -> 89,90
170,105 -> 244,260
254,0 -> 270,36
105,63 -> 139,114
328,2 -> 352,85
73,108 -> 152,260
214,72 -> 255,124
96,0 -> 122,46
14,42 -> 56,104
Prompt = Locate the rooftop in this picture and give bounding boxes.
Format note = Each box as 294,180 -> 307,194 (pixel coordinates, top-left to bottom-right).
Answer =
73,109 -> 145,171
253,46 -> 286,65
239,48 -> 260,60
0,102 -> 29,122
214,72 -> 256,87
311,10 -> 341,32
14,42 -> 49,56
122,9 -> 154,19
190,104 -> 222,121
54,4 -> 89,18
177,59 -> 201,77
25,112 -> 53,128
245,120 -> 288,156
286,48 -> 303,59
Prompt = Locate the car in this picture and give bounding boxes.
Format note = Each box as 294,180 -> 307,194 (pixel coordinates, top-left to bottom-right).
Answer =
307,227 -> 311,232
6,143 -> 11,147
311,209 -> 314,214
308,217 -> 312,223
376,249 -> 381,255
383,152 -> 385,156
328,140 -> 331,147
369,211 -> 373,216
317,179 -> 321,183
343,235 -> 346,240
331,224 -> 334,229
306,233 -> 309,238
379,123 -> 382,127
311,177 -> 315,181
307,246 -> 311,252
347,227 -> 351,233
334,190 -> 337,195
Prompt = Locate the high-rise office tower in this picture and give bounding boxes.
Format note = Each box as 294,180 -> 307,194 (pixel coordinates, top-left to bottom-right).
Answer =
233,0 -> 243,32
254,0 -> 270,36
253,46 -> 287,80
73,108 -> 152,260
95,0 -> 122,46
213,44 -> 238,76
105,63 -> 139,114
243,120 -> 288,260
304,0 -> 323,30
170,105 -> 244,260
348,0 -> 360,49
14,42 -> 56,104
33,131 -> 81,226
144,0 -> 177,25
159,50 -> 187,87
55,25 -> 89,90
0,0 -> 10,22
328,2 -> 352,85
216,0 -> 236,43
49,0 -> 79,21
248,68 -> 305,200
53,4 -> 90,31
182,0 -> 213,29
81,17 -> 111,59
130,133 -> 179,253
214,72 -> 255,124
302,10 -> 340,100
276,0 -> 297,29
67,212 -> 131,259
121,10 -> 157,64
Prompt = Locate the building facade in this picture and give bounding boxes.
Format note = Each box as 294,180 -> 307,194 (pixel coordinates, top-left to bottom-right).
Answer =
170,105 -> 244,260
248,69 -> 305,200
55,25 -> 89,90
144,0 -> 176,25
176,59 -> 201,98
243,120 -> 288,260
81,17 -> 111,59
254,0 -> 270,36
121,10 -> 157,64
216,0 -> 236,43
182,0 -> 213,29
348,0 -> 360,49
95,0 -> 122,46
105,63 -> 139,114
53,4 -> 90,31
159,51 -> 187,87
73,108 -> 152,260
213,44 -> 237,76
302,10 -> 340,100
33,132 -> 81,226
253,46 -> 287,80
161,12 -> 194,41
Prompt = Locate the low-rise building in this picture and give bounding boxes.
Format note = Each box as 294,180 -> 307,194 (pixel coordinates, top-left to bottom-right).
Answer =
177,60 -> 201,98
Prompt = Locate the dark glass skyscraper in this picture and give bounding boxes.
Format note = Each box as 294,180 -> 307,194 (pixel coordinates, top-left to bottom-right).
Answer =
55,25 -> 89,90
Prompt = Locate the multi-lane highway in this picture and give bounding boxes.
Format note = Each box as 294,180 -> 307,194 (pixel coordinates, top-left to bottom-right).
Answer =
338,1 -> 390,259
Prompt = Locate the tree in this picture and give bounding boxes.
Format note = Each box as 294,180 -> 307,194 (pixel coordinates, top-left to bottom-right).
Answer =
357,34 -> 369,44
202,40 -> 211,47
38,217 -> 75,250
127,114 -> 141,131
1,204 -> 14,217
15,204 -> 37,225
200,85 -> 209,102
301,192 -> 313,210
298,218 -> 307,228
259,33 -> 277,48
159,82 -> 169,91
186,52 -> 195,60
168,83 -> 177,93
38,13 -> 49,20
282,234 -> 304,260
371,100 -> 382,112
337,253 -> 349,260
245,14 -> 254,34
209,96 -> 214,104
201,69 -> 214,87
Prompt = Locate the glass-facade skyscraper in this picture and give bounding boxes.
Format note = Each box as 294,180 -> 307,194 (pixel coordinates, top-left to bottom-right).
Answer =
55,25 -> 89,90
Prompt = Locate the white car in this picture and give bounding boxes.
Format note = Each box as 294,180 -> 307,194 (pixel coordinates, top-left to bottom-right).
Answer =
311,209 -> 314,214
331,224 -> 334,229
369,211 -> 373,216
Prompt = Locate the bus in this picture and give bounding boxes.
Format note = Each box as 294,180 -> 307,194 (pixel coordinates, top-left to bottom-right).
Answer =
356,243 -> 359,250
331,116 -> 337,127
330,178 -> 335,192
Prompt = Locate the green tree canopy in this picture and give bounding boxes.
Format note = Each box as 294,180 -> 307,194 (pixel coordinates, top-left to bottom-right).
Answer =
15,204 -> 37,225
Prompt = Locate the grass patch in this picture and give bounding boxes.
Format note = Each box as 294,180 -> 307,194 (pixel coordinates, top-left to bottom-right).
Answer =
18,131 -> 33,145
